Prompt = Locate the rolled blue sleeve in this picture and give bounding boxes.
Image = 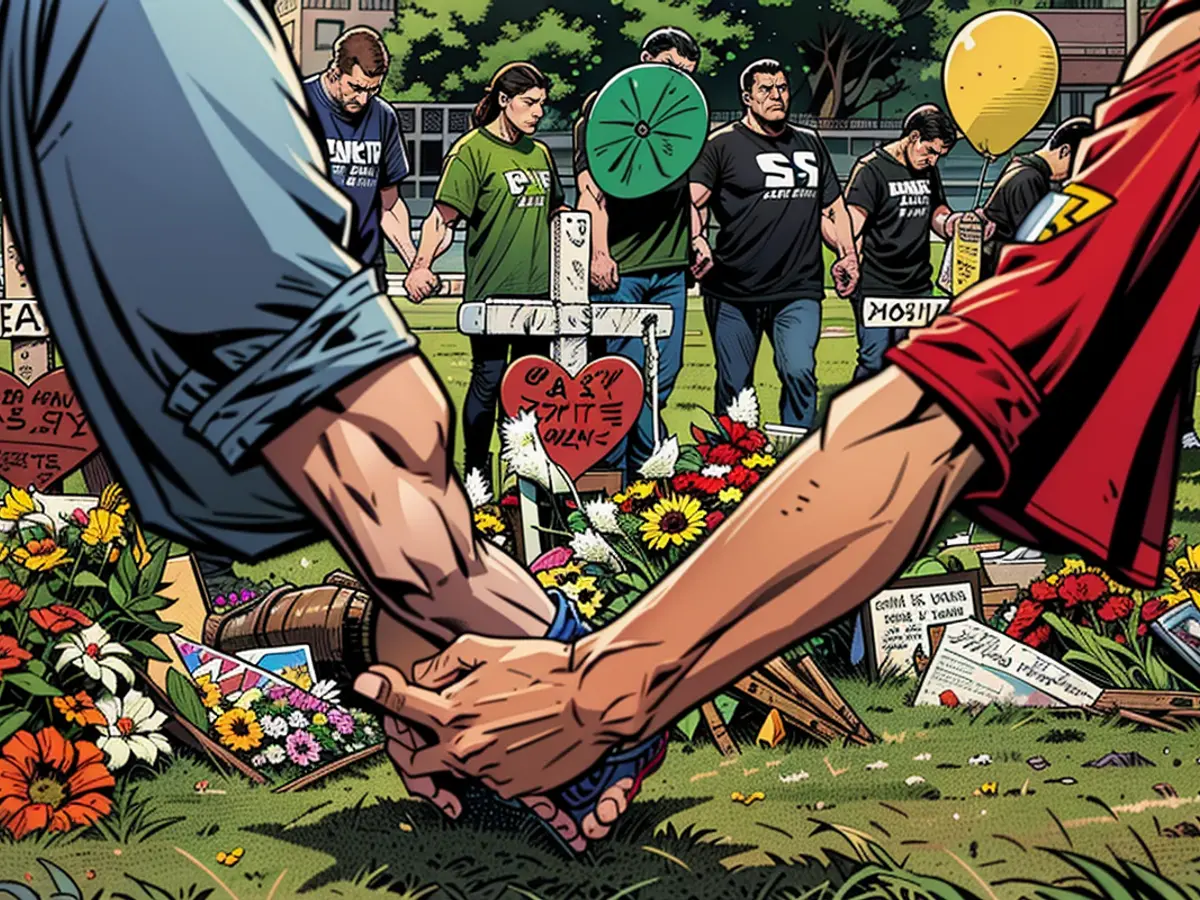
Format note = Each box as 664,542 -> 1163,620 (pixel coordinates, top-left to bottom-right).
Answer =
0,0 -> 420,558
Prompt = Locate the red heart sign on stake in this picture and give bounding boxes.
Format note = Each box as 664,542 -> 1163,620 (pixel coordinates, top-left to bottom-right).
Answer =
0,369 -> 99,491
500,356 -> 644,481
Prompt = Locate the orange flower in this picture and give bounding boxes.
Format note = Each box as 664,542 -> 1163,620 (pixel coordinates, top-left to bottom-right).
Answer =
0,636 -> 32,678
52,692 -> 106,728
0,579 -> 24,610
30,605 -> 92,635
0,727 -> 114,840
12,538 -> 70,572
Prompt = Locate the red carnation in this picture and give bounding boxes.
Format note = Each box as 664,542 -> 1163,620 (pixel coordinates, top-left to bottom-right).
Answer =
701,443 -> 746,467
500,493 -> 519,508
1023,624 -> 1053,649
706,511 -> 725,530
726,466 -> 761,490
1005,599 -> 1044,640
1138,623 -> 1149,637
1096,593 -> 1135,622
1114,633 -> 1127,645
1029,580 -> 1058,603
717,416 -> 769,454
1141,599 -> 1168,623
672,473 -> 725,496
1058,573 -> 1107,608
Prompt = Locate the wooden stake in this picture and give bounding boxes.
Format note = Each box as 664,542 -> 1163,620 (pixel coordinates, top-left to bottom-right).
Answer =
733,675 -> 841,744
701,701 -> 739,758
793,656 -> 875,744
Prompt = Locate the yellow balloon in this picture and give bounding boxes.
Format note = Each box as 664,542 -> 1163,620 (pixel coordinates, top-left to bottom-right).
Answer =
943,10 -> 1060,158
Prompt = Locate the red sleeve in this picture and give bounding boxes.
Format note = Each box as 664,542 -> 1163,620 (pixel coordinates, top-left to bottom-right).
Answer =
885,35 -> 1200,588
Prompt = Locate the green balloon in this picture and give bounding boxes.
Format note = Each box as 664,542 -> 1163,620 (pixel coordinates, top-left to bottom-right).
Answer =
585,63 -> 709,200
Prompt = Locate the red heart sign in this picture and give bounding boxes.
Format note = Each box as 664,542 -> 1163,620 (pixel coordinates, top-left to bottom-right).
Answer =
501,356 -> 644,480
0,369 -> 99,491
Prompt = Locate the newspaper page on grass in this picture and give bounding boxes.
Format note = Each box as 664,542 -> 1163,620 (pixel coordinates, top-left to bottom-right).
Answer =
915,619 -> 1103,708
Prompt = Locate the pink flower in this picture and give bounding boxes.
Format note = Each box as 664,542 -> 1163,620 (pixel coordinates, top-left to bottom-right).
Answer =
530,546 -> 573,575
328,709 -> 355,736
70,509 -> 89,527
286,730 -> 321,767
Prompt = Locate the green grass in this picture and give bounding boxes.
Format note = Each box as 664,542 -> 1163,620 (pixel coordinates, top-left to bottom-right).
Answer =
13,685 -> 1200,898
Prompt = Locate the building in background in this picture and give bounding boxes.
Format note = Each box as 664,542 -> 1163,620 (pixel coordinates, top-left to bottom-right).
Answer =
274,0 -> 396,77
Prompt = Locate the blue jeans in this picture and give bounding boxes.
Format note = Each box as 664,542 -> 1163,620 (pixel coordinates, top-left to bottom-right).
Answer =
850,288 -> 910,383
703,295 -> 822,429
590,270 -> 687,479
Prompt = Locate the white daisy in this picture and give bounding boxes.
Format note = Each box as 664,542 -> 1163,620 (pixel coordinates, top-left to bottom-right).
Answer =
637,436 -> 680,480
570,529 -> 621,568
726,388 -> 760,429
583,499 -> 622,535
251,754 -> 267,768
310,680 -> 342,705
95,690 -> 172,770
701,464 -> 732,478
464,468 -> 493,509
55,624 -> 135,693
261,714 -> 289,738
263,744 -> 287,765
288,710 -> 309,730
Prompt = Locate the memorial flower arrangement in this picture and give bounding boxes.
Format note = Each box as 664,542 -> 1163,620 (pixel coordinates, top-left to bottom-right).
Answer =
480,389 -> 779,625
1003,555 -> 1189,690
0,483 -> 180,840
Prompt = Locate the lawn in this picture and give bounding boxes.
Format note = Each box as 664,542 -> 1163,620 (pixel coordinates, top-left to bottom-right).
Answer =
10,680 -> 1200,899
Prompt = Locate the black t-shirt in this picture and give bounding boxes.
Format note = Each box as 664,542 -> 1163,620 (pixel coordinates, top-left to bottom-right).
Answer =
980,154 -> 1053,278
845,149 -> 947,295
690,122 -> 841,302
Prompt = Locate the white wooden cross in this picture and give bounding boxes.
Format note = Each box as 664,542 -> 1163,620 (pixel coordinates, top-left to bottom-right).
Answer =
458,211 -> 675,564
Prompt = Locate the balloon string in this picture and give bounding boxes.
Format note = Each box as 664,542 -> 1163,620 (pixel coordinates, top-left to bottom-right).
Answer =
972,155 -> 992,210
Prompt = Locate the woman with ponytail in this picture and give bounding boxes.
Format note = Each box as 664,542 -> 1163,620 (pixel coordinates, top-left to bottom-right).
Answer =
405,62 -> 565,479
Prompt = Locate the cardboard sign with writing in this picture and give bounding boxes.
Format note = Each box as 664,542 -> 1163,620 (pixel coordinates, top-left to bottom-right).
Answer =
861,570 -> 983,678
500,355 -> 643,479
2,214 -> 32,300
951,213 -> 984,295
914,619 -> 1103,708
0,369 -> 99,490
860,297 -> 951,329
0,301 -> 48,339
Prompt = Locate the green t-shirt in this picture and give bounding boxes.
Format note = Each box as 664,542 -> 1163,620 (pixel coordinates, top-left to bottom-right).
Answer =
435,128 -> 565,303
573,93 -> 690,276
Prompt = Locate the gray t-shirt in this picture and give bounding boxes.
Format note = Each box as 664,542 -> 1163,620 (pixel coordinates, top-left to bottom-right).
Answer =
0,0 -> 419,560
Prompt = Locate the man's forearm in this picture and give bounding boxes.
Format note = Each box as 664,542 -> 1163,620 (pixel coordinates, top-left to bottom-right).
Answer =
578,171 -> 612,256
822,199 -> 857,259
414,209 -> 452,270
931,206 -> 955,240
262,355 -> 556,676
382,201 -> 418,268
574,368 -> 984,740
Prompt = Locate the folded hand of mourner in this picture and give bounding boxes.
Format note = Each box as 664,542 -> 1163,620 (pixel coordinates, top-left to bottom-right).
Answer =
353,634 -> 626,800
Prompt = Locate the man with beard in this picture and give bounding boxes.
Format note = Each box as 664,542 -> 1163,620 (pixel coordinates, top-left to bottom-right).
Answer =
690,59 -> 859,431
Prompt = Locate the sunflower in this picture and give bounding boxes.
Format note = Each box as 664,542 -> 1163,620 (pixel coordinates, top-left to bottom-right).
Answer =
0,727 -> 115,840
194,675 -> 223,710
536,561 -> 584,589
640,494 -> 708,551
614,481 -> 658,513
473,508 -> 506,535
215,708 -> 264,753
1163,544 -> 1200,607
12,538 -> 71,572
741,453 -> 777,470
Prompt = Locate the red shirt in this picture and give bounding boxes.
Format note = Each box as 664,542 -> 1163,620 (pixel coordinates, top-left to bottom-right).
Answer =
886,0 -> 1200,588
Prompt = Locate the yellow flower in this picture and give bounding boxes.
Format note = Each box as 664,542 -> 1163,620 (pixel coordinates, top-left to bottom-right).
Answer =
614,481 -> 656,505
718,486 -> 744,505
0,544 -> 10,564
81,508 -> 125,547
473,509 -> 506,535
12,538 -> 70,571
0,486 -> 38,521
279,665 -> 313,691
741,453 -> 777,470
1057,557 -> 1088,577
313,713 -> 328,727
215,708 -> 264,753
130,522 -> 151,570
195,675 -> 222,710
1164,544 -> 1200,606
536,561 -> 584,588
99,483 -> 131,517
561,577 -> 605,620
640,494 -> 707,551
